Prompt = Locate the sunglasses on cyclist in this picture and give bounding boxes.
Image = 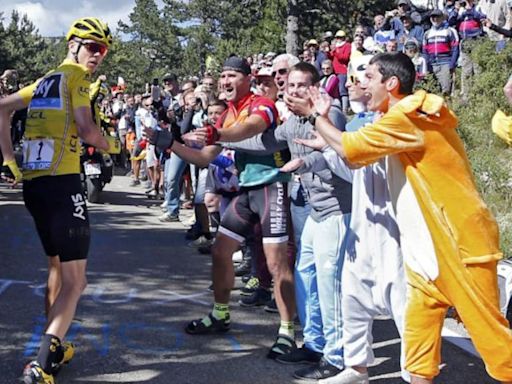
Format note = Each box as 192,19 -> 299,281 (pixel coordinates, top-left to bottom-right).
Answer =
81,41 -> 108,56
271,68 -> 288,77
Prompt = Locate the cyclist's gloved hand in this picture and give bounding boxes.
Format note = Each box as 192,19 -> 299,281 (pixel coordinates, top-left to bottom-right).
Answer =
1,159 -> 22,184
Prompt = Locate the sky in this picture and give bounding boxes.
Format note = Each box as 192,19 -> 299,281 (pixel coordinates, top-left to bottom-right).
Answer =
0,0 -> 142,37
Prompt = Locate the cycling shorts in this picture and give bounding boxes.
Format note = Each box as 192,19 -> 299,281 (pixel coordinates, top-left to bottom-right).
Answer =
218,182 -> 289,244
23,174 -> 90,262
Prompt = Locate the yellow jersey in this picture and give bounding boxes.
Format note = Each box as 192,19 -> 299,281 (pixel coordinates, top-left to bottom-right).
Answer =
18,59 -> 91,180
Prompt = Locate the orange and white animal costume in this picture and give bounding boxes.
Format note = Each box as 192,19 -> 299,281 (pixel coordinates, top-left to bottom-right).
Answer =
340,90 -> 512,381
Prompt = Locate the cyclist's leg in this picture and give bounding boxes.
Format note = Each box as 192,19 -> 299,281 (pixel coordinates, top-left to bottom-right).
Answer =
211,234 -> 241,304
45,256 -> 61,318
251,182 -> 295,322
45,260 -> 87,339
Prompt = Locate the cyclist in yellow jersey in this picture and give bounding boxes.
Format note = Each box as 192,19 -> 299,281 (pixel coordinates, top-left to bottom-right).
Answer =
0,17 -> 113,384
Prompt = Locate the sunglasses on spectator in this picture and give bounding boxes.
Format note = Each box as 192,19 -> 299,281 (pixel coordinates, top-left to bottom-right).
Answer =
79,40 -> 108,56
271,68 -> 288,77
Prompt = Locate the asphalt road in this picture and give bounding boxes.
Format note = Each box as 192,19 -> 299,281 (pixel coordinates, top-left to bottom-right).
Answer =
0,174 -> 500,384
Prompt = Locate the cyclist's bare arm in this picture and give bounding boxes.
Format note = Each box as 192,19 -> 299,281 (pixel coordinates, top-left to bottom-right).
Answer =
0,93 -> 27,162
74,106 -> 109,151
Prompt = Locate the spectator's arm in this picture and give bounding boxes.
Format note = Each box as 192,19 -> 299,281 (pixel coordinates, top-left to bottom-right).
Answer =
217,114 -> 268,142
180,109 -> 195,135
171,142 -> 222,168
449,29 -> 460,70
222,125 -> 288,155
489,23 -> 512,38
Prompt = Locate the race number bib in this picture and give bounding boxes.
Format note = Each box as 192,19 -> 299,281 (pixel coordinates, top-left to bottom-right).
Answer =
22,139 -> 55,170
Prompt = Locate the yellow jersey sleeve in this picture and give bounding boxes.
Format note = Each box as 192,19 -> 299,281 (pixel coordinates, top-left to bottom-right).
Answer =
16,81 -> 39,106
70,69 -> 91,110
341,107 -> 425,167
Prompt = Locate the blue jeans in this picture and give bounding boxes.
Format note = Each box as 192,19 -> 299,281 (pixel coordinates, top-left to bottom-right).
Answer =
163,153 -> 187,216
296,213 -> 350,369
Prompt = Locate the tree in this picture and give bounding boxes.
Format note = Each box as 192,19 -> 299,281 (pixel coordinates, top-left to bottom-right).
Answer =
1,11 -> 50,83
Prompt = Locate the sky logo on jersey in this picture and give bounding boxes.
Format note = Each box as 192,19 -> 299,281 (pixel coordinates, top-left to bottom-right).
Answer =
30,73 -> 63,110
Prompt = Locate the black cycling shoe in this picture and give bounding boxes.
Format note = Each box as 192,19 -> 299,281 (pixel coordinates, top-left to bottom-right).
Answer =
185,313 -> 230,335
238,288 -> 271,307
267,334 -> 296,359
293,357 -> 343,380
276,345 -> 323,365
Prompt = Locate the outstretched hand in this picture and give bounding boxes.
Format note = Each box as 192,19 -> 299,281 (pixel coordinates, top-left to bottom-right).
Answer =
294,130 -> 328,151
309,86 -> 332,117
182,130 -> 207,147
280,158 -> 305,173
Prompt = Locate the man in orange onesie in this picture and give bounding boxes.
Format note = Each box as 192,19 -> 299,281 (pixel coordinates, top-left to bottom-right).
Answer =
291,52 -> 512,383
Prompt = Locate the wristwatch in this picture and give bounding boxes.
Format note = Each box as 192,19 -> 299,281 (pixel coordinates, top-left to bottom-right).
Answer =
308,112 -> 321,126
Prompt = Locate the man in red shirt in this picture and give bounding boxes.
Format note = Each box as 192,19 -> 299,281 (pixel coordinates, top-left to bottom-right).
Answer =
331,30 -> 351,113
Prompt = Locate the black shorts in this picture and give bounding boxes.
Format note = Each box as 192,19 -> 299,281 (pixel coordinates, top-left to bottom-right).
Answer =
23,174 -> 90,262
219,182 -> 289,244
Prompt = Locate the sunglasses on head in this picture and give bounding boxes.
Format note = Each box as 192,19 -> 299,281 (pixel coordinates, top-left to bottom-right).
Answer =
81,41 -> 108,56
271,68 -> 288,77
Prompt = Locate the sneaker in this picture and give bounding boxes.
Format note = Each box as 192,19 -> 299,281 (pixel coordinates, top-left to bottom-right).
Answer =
158,213 -> 179,222
23,361 -> 54,384
188,236 -> 213,248
207,283 -> 214,292
129,179 -> 140,187
240,276 -> 259,296
160,201 -> 167,209
318,367 -> 370,384
264,298 -> 279,313
267,334 -> 296,359
185,313 -> 230,335
239,288 -> 271,307
51,341 -> 75,374
234,258 -> 251,277
276,345 -> 323,365
293,357 -> 343,381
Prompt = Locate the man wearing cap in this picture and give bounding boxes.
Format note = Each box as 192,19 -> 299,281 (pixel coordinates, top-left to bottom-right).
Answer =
146,56 -> 297,359
398,12 -> 424,51
307,39 -> 328,77
422,9 -> 459,96
332,30 -> 351,113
